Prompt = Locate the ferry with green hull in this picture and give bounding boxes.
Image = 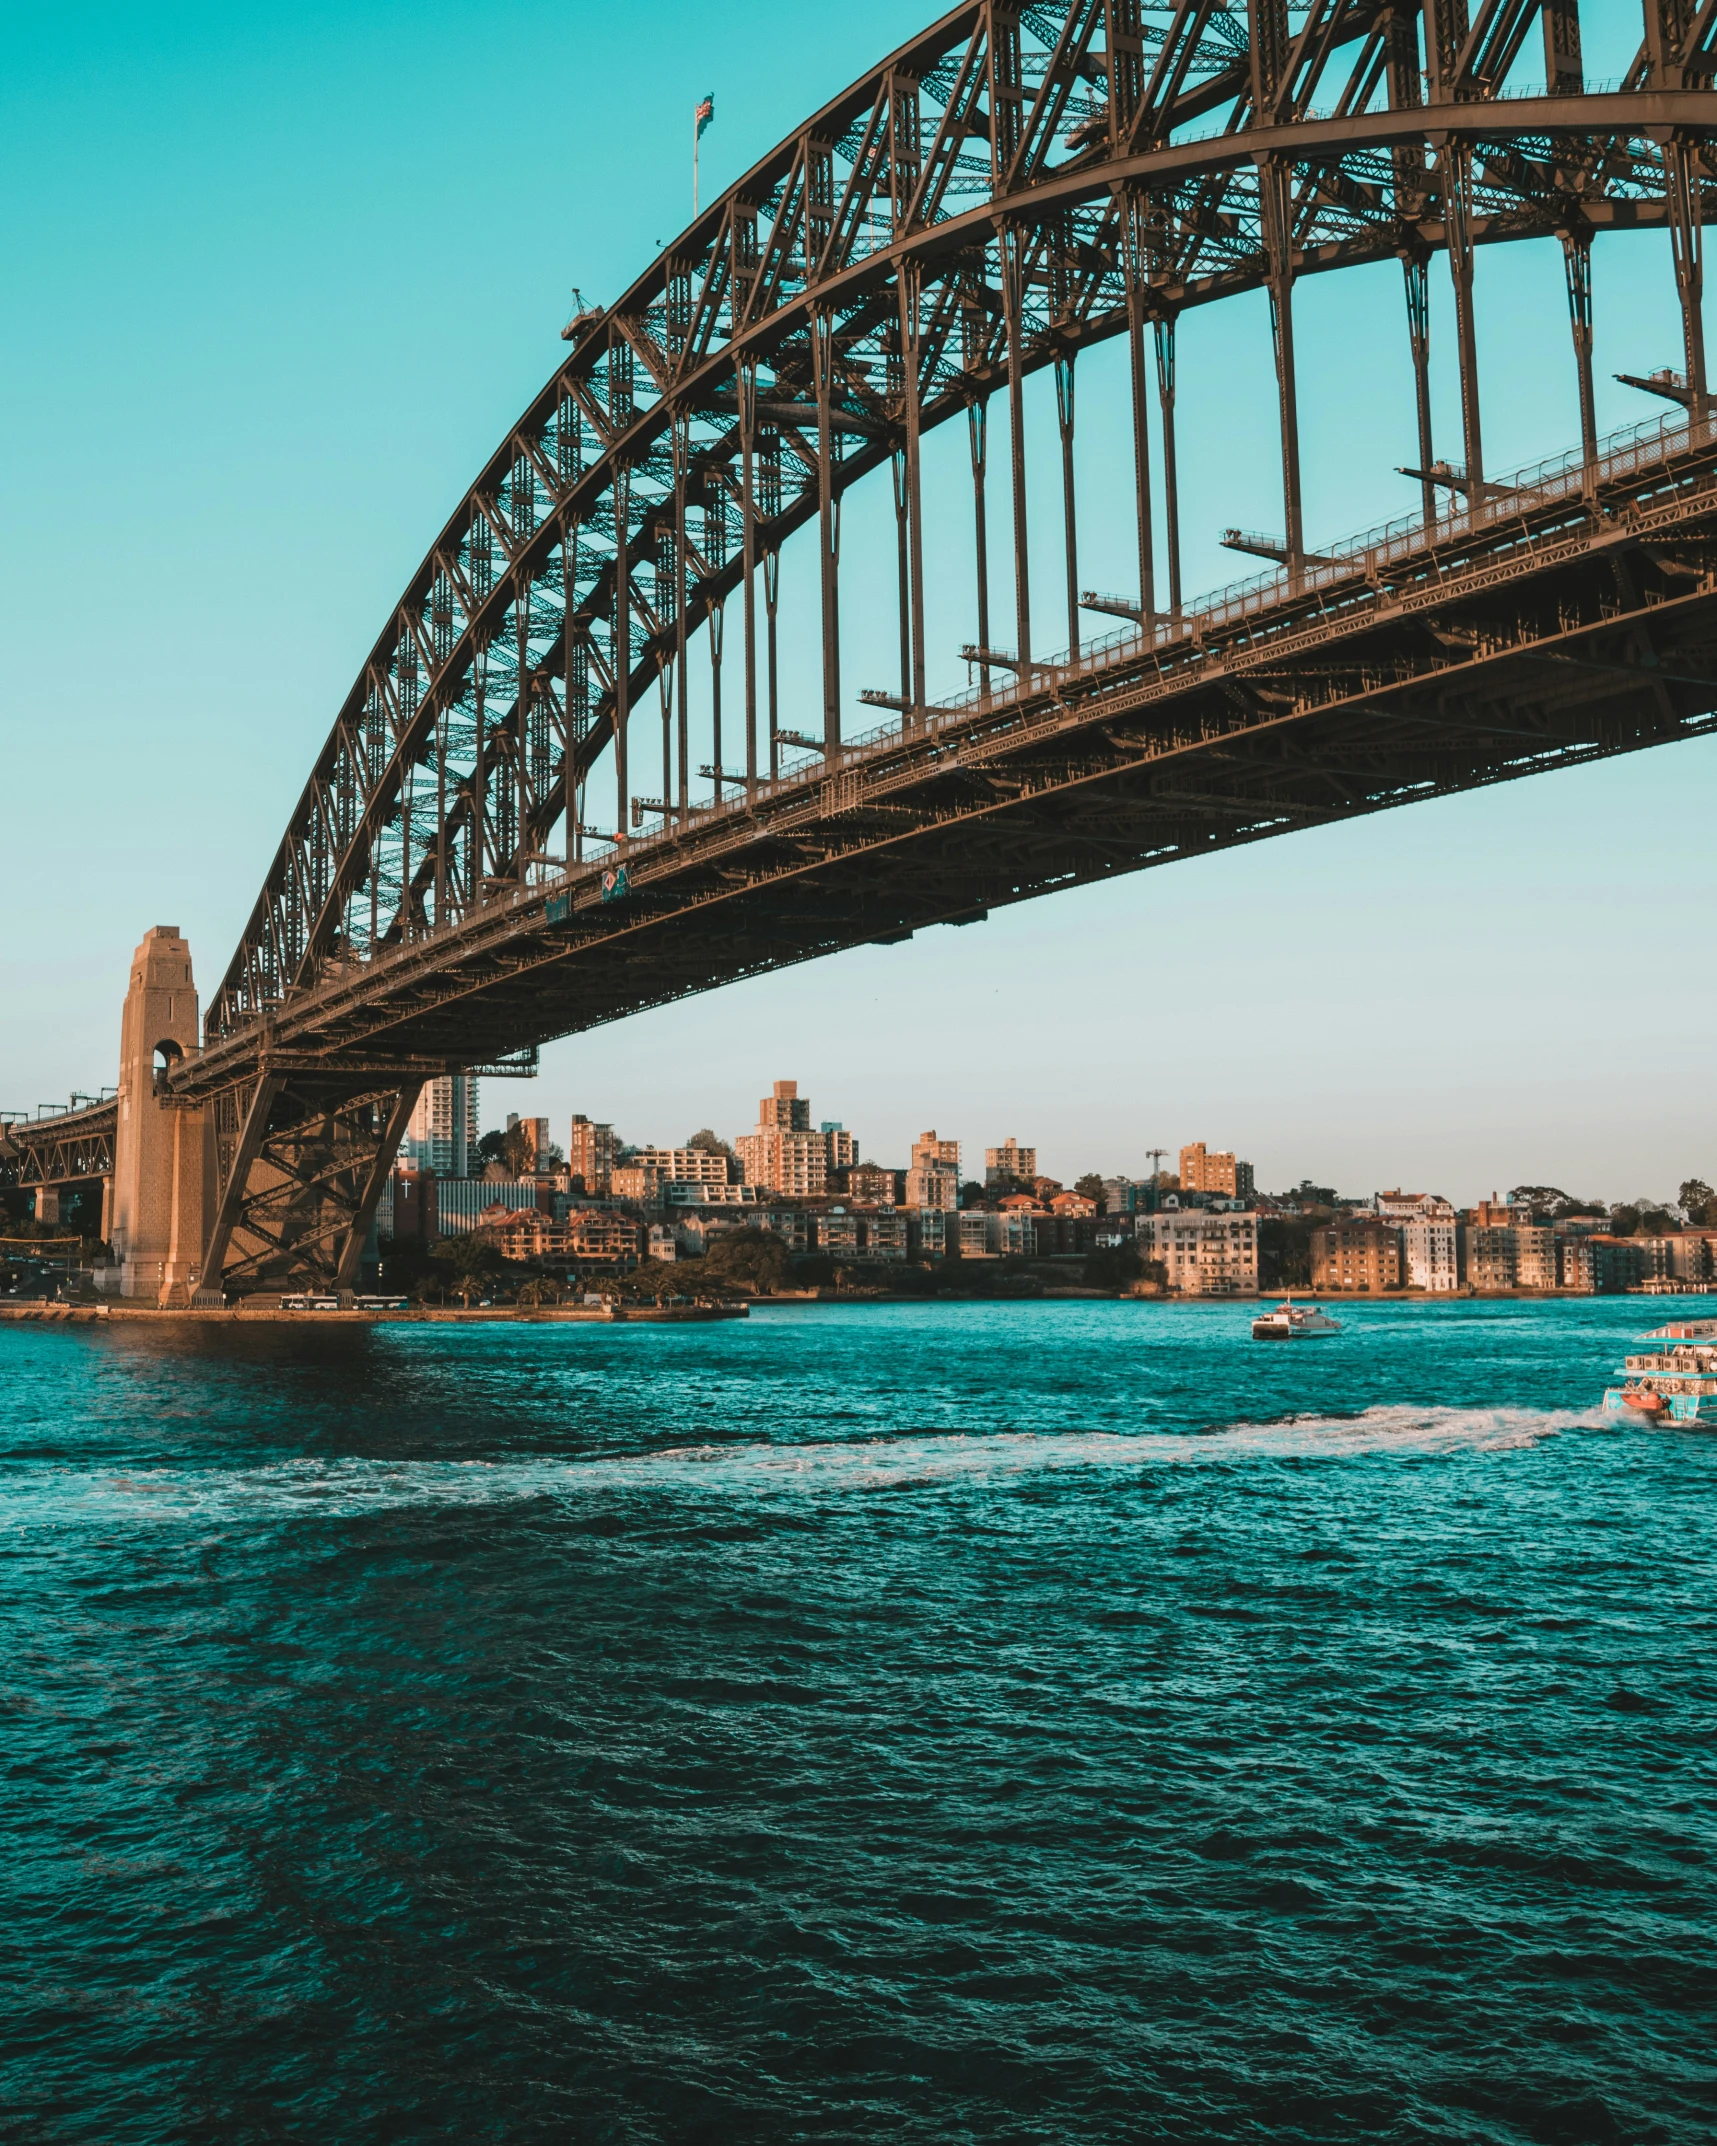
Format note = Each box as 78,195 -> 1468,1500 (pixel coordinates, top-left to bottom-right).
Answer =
1604,1318 -> 1717,1425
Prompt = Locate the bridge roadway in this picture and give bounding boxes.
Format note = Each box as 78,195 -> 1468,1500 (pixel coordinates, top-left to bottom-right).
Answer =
164,408 -> 1717,1097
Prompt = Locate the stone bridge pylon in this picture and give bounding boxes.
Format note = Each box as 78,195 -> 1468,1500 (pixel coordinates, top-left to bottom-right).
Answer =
109,927 -> 214,1306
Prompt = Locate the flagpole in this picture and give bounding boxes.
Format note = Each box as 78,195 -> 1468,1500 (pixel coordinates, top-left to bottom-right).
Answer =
693,109 -> 699,218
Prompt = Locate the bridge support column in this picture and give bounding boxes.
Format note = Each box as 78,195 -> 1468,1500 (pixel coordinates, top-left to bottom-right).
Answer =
33,1186 -> 60,1225
1403,252 -> 1437,526
1561,228 -> 1599,484
813,308 -> 842,753
1055,351 -> 1080,661
1000,227 -> 1033,672
1154,317 -> 1181,623
1442,138 -> 1486,501
110,926 -> 214,1305
1122,188 -> 1157,635
967,397 -> 991,691
1666,138 -> 1710,420
1260,156 -> 1305,584
739,359 -> 760,791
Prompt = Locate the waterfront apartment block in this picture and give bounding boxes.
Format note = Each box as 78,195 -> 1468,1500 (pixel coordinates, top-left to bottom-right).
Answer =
1466,1224 -> 1561,1292
1310,1218 -> 1402,1292
1178,1143 -> 1256,1203
1137,1210 -> 1260,1296
567,1114 -> 618,1193
1402,1216 -> 1460,1292
985,1138 -> 1036,1186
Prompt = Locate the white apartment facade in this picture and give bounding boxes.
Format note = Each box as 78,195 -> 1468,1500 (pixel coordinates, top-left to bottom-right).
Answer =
1374,1191 -> 1459,1292
1137,1210 -> 1261,1296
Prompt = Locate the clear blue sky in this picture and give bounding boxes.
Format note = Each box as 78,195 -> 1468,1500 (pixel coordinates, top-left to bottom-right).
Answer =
3,0 -> 1710,1205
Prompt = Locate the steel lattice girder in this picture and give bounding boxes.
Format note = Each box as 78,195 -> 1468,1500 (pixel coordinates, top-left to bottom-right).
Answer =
202,0 -> 1717,1049
170,402 -> 1717,1105
2,1104 -> 117,1189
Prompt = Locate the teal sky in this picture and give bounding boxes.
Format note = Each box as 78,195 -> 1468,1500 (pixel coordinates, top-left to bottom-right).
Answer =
3,0 -> 1711,1204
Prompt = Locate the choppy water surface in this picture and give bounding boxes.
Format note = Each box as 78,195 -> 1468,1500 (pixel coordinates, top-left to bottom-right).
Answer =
3,1297 -> 1715,2143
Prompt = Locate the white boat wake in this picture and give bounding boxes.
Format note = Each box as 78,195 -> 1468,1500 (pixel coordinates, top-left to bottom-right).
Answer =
3,1404 -> 1605,1528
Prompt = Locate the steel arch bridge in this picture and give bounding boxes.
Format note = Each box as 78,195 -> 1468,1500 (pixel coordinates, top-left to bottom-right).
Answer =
11,0 -> 1717,1297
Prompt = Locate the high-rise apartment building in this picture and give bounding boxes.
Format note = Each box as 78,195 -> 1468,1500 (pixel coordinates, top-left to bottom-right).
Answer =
757,1079 -> 811,1131
404,1075 -> 478,1176
567,1114 -> 618,1193
985,1137 -> 1037,1186
1179,1143 -> 1255,1202
906,1130 -> 960,1211
736,1081 -> 852,1196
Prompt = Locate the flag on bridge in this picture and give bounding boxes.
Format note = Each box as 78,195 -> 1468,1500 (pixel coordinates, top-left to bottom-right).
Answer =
692,92 -> 715,216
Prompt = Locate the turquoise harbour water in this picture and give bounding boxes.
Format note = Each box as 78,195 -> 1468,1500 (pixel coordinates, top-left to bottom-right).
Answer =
3,1297 -> 1715,2143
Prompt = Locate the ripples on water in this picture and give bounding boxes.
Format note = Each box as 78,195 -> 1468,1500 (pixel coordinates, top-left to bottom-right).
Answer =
2,1299 -> 1714,2142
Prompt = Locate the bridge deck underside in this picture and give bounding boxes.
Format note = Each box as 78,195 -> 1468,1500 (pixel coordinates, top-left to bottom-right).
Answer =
188,452 -> 1717,1088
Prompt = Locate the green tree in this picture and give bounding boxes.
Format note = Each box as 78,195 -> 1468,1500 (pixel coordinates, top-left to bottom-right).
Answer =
1259,1217 -> 1313,1288
476,1126 -> 535,1176
686,1129 -> 739,1175
1082,1242 -> 1143,1288
434,1233 -> 505,1305
1074,1173 -> 1107,1213
700,1226 -> 790,1294
1680,1178 -> 1716,1225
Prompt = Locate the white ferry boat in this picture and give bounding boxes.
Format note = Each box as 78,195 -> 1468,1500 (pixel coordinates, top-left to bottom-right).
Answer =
1604,1318 -> 1717,1425
1252,1299 -> 1343,1341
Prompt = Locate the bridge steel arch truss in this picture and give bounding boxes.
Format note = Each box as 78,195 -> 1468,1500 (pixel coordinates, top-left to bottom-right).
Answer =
206,0 -> 1717,1047
154,0 -> 1717,1295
